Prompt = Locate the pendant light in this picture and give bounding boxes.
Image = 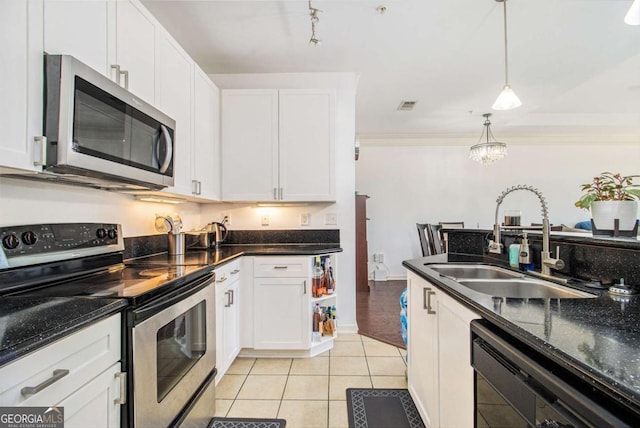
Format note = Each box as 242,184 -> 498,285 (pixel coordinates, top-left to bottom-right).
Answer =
470,113 -> 508,164
625,0 -> 640,25
492,0 -> 522,110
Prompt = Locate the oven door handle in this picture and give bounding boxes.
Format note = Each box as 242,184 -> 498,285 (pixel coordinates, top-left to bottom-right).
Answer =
133,272 -> 215,323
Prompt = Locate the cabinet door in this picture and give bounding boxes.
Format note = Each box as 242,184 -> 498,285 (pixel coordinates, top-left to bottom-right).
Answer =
221,90 -> 279,201
192,66 -> 220,200
115,0 -> 155,103
223,280 -> 240,366
58,363 -> 123,428
407,272 -> 438,428
437,291 -> 479,428
43,0 -> 115,77
0,0 -> 43,172
155,29 -> 193,197
278,89 -> 335,202
253,277 -> 310,349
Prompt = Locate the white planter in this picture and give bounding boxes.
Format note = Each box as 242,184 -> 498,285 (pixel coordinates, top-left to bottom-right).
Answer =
591,200 -> 639,231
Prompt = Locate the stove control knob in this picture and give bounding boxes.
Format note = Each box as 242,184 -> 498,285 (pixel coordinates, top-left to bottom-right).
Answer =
2,234 -> 19,250
96,228 -> 107,239
107,229 -> 117,240
21,231 -> 37,246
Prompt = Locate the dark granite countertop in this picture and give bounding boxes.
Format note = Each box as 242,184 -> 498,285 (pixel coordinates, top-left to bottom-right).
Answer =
403,253 -> 640,416
0,297 -> 127,367
125,244 -> 343,268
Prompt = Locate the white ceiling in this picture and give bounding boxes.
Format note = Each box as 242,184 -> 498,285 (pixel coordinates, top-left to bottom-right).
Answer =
142,0 -> 640,144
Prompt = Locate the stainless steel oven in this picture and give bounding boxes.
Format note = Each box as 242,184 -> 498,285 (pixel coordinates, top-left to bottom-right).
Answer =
0,223 -> 218,428
471,320 -> 632,428
132,272 -> 216,428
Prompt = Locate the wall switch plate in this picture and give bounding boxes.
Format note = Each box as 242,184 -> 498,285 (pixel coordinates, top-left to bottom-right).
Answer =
261,215 -> 269,226
325,212 -> 338,225
300,213 -> 310,226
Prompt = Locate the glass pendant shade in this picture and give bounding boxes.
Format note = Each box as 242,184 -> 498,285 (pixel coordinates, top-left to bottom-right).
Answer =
492,84 -> 522,110
625,0 -> 640,25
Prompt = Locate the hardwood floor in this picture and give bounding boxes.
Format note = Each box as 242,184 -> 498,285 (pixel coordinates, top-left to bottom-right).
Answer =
356,279 -> 407,349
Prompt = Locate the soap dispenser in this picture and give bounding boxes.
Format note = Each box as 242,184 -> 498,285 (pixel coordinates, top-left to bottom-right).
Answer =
518,233 -> 535,271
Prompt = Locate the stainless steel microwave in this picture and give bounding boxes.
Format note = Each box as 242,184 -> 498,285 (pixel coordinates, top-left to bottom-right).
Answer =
42,54 -> 175,190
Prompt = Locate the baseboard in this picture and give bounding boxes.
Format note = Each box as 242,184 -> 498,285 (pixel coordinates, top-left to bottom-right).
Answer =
370,274 -> 406,282
337,323 -> 358,334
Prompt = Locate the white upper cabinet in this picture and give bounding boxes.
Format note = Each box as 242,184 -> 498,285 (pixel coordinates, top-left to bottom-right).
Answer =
278,89 -> 335,202
44,0 -> 115,76
115,0 -> 156,104
191,65 -> 221,200
221,89 -> 335,202
155,29 -> 193,197
43,0 -> 155,104
221,90 -> 279,201
0,0 -> 44,172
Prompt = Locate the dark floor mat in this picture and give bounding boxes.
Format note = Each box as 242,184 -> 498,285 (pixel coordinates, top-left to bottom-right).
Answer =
208,417 -> 286,428
346,388 -> 425,428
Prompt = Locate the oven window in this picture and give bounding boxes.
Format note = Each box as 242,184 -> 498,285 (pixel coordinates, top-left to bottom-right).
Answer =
156,300 -> 207,402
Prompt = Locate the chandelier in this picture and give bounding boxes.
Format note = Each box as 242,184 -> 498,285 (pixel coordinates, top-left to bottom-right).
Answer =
470,113 -> 508,164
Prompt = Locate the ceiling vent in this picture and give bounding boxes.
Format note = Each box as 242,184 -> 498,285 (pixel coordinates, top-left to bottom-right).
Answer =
397,100 -> 417,111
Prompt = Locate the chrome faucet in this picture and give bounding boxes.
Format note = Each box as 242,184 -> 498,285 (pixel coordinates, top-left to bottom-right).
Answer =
488,185 -> 565,278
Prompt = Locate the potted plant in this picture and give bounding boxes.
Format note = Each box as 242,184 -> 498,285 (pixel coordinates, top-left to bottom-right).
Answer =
575,172 -> 640,232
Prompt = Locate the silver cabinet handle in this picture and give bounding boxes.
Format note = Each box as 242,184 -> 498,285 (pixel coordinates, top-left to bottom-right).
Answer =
273,266 -> 288,270
192,180 -> 199,195
423,287 -> 436,315
114,372 -> 127,405
225,290 -> 231,307
110,64 -> 121,84
21,369 -> 69,396
303,280 -> 307,294
229,289 -> 234,305
33,136 -> 47,166
273,188 -> 277,200
279,187 -> 283,200
197,181 -> 202,195
231,269 -> 240,275
217,275 -> 228,283
120,69 -> 129,90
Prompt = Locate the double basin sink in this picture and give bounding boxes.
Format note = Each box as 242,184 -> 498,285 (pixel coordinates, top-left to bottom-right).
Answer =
426,264 -> 595,299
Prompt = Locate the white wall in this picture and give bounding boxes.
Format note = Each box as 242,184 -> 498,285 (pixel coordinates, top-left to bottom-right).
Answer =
0,177 -> 202,236
208,72 -> 358,332
355,143 -> 640,279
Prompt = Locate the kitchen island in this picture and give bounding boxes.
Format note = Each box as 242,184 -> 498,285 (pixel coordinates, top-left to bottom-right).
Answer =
404,249 -> 640,426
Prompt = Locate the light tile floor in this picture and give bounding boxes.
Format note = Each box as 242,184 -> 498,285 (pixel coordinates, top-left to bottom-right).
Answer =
215,333 -> 407,428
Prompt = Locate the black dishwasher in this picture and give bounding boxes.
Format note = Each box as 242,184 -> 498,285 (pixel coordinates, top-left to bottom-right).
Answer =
471,319 -> 637,428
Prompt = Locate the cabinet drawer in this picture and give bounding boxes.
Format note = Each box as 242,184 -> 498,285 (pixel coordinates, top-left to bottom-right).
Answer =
253,257 -> 309,277
215,259 -> 241,286
0,313 -> 121,406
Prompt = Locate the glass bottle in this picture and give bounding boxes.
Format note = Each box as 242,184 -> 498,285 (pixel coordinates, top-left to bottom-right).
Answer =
325,257 -> 335,295
312,256 -> 323,297
312,303 -> 322,341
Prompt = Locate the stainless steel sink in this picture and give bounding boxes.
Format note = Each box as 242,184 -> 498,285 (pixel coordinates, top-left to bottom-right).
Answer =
427,263 -> 596,299
427,264 -> 524,280
456,279 -> 595,299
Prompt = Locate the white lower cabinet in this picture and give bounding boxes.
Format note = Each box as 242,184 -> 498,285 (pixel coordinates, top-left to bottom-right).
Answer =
407,271 -> 479,428
215,260 -> 241,383
0,314 -> 124,427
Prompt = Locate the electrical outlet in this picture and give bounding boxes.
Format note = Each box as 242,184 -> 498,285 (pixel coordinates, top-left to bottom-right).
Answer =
378,253 -> 385,263
325,212 -> 338,225
373,253 -> 378,263
261,215 -> 269,226
300,213 -> 310,226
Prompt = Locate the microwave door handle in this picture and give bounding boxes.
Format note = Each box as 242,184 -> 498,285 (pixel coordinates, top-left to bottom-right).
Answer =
156,125 -> 173,174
